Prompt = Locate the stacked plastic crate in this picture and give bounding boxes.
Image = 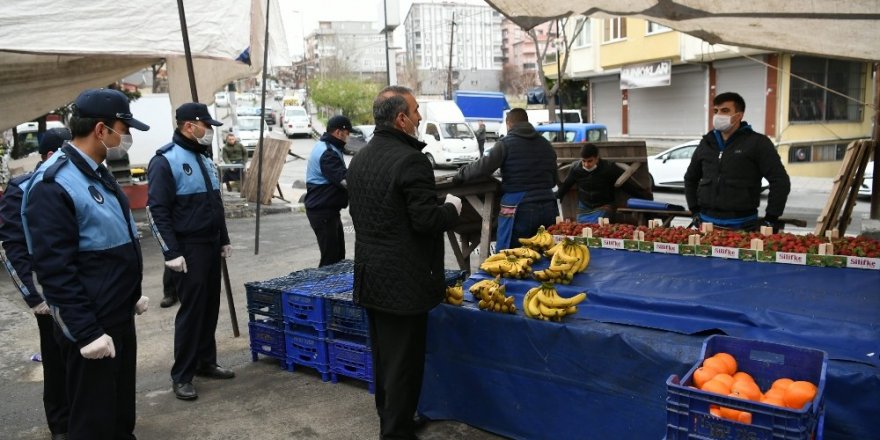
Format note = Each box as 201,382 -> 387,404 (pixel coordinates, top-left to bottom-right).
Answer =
325,289 -> 374,392
246,276 -> 293,368
281,263 -> 354,382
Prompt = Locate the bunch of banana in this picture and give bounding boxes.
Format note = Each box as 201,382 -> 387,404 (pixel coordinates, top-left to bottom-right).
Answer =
517,225 -> 555,251
445,281 -> 464,306
522,283 -> 587,321
479,254 -> 532,278
533,239 -> 590,284
469,277 -> 517,314
498,246 -> 542,262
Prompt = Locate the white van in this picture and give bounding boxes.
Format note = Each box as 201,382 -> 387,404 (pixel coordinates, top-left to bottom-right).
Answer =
497,108 -> 583,137
282,105 -> 311,138
417,100 -> 480,168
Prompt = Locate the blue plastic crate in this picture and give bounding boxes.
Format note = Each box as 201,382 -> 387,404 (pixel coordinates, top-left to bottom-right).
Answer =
282,290 -> 327,331
324,291 -> 370,340
328,339 -> 375,394
248,319 -> 286,367
284,329 -> 329,382
666,335 -> 827,440
444,269 -> 468,286
245,283 -> 283,320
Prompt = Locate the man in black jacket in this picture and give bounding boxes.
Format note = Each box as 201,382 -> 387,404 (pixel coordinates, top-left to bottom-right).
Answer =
454,108 -> 557,250
347,85 -> 461,439
305,115 -> 352,267
558,143 -> 652,223
684,92 -> 790,231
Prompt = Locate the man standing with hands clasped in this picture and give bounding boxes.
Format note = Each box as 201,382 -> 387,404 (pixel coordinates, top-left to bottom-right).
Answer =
22,88 -> 149,439
347,86 -> 461,439
147,102 -> 234,401
684,92 -> 790,231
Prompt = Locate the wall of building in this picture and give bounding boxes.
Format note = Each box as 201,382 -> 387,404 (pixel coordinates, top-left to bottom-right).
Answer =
599,18 -> 679,69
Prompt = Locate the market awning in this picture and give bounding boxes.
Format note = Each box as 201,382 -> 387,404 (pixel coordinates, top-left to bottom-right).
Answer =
485,0 -> 880,62
0,0 -> 290,132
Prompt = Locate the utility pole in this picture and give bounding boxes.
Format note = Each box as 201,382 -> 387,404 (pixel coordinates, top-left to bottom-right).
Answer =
384,0 -> 391,86
446,11 -> 456,99
556,19 -> 565,135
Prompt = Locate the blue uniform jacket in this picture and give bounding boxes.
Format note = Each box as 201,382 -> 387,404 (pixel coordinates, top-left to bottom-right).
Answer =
304,133 -> 348,211
146,131 -> 230,260
0,172 -> 43,307
23,144 -> 143,347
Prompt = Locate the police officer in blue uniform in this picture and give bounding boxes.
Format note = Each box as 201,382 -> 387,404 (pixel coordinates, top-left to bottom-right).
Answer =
0,127 -> 71,440
305,115 -> 351,266
22,88 -> 149,440
146,102 -> 233,401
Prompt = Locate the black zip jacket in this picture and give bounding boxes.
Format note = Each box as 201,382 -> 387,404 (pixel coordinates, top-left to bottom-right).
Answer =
557,158 -> 652,209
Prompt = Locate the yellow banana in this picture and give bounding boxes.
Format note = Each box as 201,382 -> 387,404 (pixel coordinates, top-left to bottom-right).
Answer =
447,286 -> 464,301
484,253 -> 508,263
446,295 -> 463,306
527,288 -> 543,318
545,241 -> 564,256
537,301 -> 565,318
480,260 -> 513,275
522,289 -> 535,318
537,290 -> 586,309
554,249 -> 580,265
565,305 -> 578,315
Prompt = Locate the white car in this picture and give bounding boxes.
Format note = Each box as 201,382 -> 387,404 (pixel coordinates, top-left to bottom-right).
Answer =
647,140 -> 768,190
214,92 -> 229,107
281,106 -> 311,138
232,116 -> 270,156
859,161 -> 874,197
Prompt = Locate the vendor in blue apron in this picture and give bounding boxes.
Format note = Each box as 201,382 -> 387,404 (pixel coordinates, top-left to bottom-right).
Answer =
453,108 -> 558,250
557,143 -> 653,223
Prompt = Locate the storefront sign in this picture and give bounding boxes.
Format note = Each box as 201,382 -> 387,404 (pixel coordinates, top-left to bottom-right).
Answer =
620,60 -> 672,89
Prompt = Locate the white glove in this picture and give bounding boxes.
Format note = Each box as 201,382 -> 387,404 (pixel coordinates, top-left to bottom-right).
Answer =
31,301 -> 50,315
165,256 -> 188,273
135,296 -> 149,315
221,244 -> 233,258
80,334 -> 116,359
444,193 -> 462,215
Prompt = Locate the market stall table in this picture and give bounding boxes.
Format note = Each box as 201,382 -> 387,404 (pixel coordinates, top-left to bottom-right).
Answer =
418,248 -> 880,439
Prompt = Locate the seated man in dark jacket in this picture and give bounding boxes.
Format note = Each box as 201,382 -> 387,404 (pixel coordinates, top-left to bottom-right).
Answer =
557,143 -> 652,223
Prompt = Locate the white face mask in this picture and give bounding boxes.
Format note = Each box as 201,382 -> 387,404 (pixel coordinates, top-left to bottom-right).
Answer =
403,114 -> 423,142
713,114 -> 733,132
103,126 -> 133,153
191,124 -> 214,146
584,164 -> 597,172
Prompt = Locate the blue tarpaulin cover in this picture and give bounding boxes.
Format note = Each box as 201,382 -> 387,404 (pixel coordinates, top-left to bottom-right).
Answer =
626,197 -> 685,211
418,248 -> 880,439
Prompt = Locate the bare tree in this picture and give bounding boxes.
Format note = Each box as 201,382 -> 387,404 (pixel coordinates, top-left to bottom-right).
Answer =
527,18 -> 587,122
502,64 -> 539,96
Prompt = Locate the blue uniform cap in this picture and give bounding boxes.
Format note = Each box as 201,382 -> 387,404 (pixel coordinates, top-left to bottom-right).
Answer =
73,88 -> 150,131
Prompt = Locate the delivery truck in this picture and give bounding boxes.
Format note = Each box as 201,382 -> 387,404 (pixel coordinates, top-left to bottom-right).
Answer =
417,100 -> 481,169
451,90 -> 510,141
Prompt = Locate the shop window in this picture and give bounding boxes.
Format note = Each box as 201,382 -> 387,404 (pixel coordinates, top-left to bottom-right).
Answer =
788,143 -> 847,163
603,17 -> 626,42
789,56 -> 865,122
573,18 -> 590,47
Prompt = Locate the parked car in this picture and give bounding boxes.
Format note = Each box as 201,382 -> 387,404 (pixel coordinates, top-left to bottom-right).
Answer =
534,123 -> 608,143
344,125 -> 375,155
647,140 -> 769,190
232,115 -> 271,156
263,108 -> 277,125
859,161 -> 874,198
281,105 -> 311,138
214,92 -> 229,107
235,106 -> 259,116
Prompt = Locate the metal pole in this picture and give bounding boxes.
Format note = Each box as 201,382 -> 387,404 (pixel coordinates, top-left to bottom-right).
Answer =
446,11 -> 456,99
556,19 -> 564,135
255,0 -> 271,255
870,62 -> 879,220
384,0 -> 391,86
176,0 -> 199,102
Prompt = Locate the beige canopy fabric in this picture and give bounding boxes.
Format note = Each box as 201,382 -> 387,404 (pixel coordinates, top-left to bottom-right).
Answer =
485,0 -> 880,62
0,0 -> 289,132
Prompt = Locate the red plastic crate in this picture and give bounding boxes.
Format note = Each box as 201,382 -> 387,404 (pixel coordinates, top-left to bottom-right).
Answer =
666,335 -> 827,440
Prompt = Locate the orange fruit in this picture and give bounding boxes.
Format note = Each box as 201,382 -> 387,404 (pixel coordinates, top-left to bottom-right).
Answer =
709,406 -> 722,418
783,381 -> 818,409
772,377 -> 794,391
718,405 -> 742,421
701,378 -> 731,395
763,387 -> 785,402
713,352 -> 738,374
693,366 -> 719,388
702,356 -> 730,376
737,411 -> 753,425
761,395 -> 785,407
731,380 -> 762,401
713,373 -> 736,389
733,371 -> 755,384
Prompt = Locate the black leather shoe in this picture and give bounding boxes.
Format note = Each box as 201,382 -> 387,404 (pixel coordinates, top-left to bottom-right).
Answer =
173,382 -> 198,400
51,434 -> 69,440
160,296 -> 178,308
195,364 -> 235,379
413,413 -> 429,431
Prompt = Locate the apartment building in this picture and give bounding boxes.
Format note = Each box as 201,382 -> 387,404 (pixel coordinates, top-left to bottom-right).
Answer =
403,0 -> 503,96
500,18 -> 552,95
305,21 -> 387,81
545,16 -> 874,177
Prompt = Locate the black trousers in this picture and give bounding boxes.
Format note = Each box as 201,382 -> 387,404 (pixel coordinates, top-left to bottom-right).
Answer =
36,313 -> 69,435
367,309 -> 428,440
57,320 -> 136,440
171,241 -> 221,384
162,266 -> 178,299
306,209 -> 345,267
